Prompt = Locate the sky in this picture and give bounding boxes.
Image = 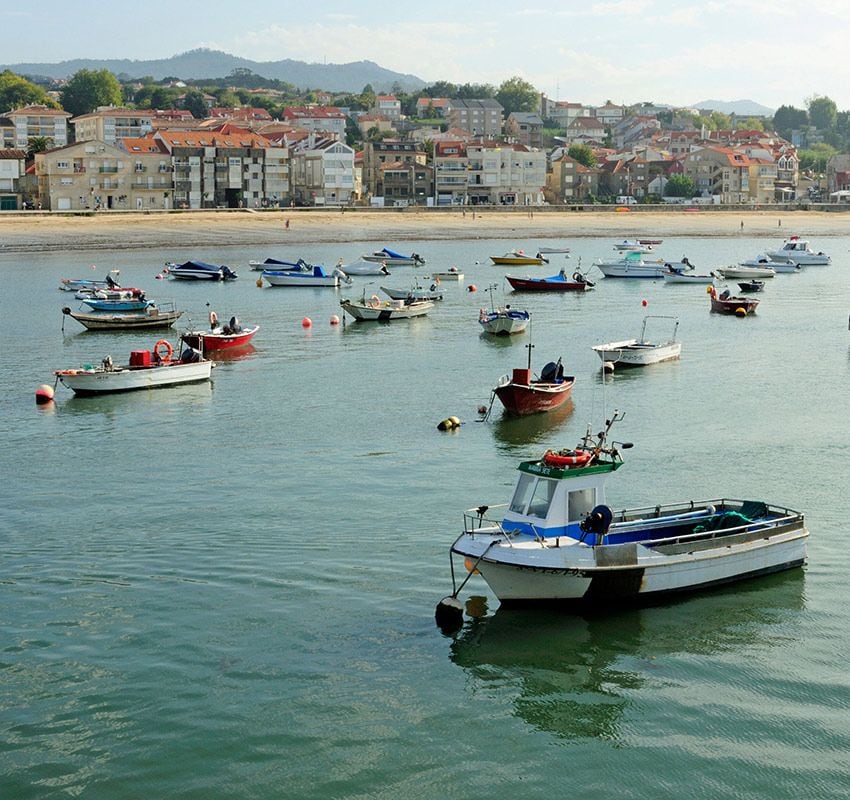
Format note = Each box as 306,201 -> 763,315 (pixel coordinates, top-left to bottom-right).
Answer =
4,1 -> 850,112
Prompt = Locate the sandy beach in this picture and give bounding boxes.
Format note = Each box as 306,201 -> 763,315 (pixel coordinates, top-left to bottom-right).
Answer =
1,207 -> 848,253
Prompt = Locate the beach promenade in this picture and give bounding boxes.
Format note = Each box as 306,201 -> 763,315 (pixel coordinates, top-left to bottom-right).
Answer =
0,207 -> 848,253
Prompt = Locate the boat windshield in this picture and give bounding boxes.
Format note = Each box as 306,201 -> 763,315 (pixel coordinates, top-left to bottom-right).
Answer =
509,474 -> 535,514
527,478 -> 557,519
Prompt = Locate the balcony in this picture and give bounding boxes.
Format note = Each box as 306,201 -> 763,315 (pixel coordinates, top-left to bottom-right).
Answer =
98,166 -> 119,174
134,165 -> 147,173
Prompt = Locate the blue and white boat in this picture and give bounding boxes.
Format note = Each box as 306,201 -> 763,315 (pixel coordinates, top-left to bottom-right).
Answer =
249,257 -> 309,272
165,261 -> 238,281
263,263 -> 351,287
81,296 -> 151,312
361,247 -> 425,266
437,412 -> 808,626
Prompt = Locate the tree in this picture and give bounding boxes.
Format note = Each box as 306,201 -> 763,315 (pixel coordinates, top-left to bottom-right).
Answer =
182,89 -> 209,119
664,174 -> 696,197
495,76 -> 538,114
807,95 -> 837,130
773,105 -> 808,139
26,136 -> 52,159
0,70 -> 57,113
60,69 -> 122,116
567,144 -> 597,168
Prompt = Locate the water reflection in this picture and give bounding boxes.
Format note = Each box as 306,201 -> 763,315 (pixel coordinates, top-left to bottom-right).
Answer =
209,344 -> 257,362
490,398 -> 575,451
449,571 -> 805,742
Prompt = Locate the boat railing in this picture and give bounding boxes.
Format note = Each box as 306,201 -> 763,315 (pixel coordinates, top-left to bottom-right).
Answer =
463,504 -> 510,537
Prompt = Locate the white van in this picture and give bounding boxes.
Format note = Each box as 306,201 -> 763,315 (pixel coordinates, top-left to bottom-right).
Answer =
616,195 -> 637,205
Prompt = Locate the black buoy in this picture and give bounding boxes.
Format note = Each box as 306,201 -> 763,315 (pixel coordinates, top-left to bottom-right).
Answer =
435,596 -> 464,633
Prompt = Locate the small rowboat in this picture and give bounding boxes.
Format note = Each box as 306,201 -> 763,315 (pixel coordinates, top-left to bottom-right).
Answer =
490,250 -> 548,266
62,303 -> 183,331
708,286 -> 759,315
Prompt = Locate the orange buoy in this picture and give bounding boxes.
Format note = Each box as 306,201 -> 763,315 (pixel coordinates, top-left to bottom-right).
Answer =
256,277 -> 263,287
735,307 -> 747,317
35,384 -> 54,404
302,317 -> 312,328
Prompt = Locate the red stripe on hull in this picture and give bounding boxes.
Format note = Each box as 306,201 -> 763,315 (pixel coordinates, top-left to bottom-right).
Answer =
494,381 -> 574,416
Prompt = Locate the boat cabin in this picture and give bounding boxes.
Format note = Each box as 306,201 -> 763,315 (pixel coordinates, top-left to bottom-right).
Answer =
500,458 -> 621,540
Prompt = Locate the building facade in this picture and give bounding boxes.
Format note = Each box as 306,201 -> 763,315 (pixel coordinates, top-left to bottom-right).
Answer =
289,137 -> 355,205
446,99 -> 503,138
2,105 -> 71,149
72,108 -> 154,146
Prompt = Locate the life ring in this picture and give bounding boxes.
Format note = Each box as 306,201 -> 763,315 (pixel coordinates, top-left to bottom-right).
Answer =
368,294 -> 381,309
543,449 -> 592,468
209,310 -> 219,328
154,339 -> 173,362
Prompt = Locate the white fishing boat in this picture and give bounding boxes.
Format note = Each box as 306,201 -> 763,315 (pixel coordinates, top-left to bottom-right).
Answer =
478,285 -> 529,335
714,264 -> 776,279
614,239 -> 654,252
165,260 -> 238,281
661,257 -> 715,284
436,412 -> 808,627
765,237 -> 830,266
337,260 -> 392,276
591,315 -> 681,368
594,250 -> 669,278
59,270 -> 122,292
432,269 -> 464,281
61,303 -> 183,331
262,264 -> 351,287
54,338 -> 212,395
339,295 -> 434,321
381,281 -> 443,301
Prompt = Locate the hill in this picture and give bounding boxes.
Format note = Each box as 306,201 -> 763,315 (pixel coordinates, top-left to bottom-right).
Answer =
693,99 -> 775,117
0,48 -> 427,93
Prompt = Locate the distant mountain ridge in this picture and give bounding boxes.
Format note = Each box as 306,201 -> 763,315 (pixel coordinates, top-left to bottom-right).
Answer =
693,99 -> 775,117
0,48 -> 427,93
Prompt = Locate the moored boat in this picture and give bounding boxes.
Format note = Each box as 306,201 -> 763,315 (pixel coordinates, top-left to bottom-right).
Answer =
61,303 -> 183,331
249,257 -> 309,271
737,280 -> 765,293
165,261 -> 238,281
361,248 -> 425,266
381,281 -> 443,301
714,264 -> 775,279
340,295 -> 434,321
182,312 -> 259,353
478,285 -> 529,335
81,295 -> 151,312
661,257 -> 715,284
739,255 -> 801,273
765,236 -> 830,265
594,250 -> 669,278
492,345 -> 574,416
708,286 -> 759,315
614,239 -> 654,252
506,268 -> 594,292
262,263 -> 351,287
437,411 -> 808,626
490,250 -> 548,266
53,337 -> 212,395
432,268 -> 464,281
59,270 -> 121,292
337,259 -> 391,276
591,315 -> 681,368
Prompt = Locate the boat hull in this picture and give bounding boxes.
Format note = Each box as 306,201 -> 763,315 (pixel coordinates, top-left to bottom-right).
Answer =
595,262 -> 666,278
340,299 -> 433,321
490,257 -> 546,266
182,325 -> 259,353
263,271 -> 339,287
506,275 -> 592,292
662,271 -> 715,284
63,308 -> 183,330
714,266 -> 775,279
494,379 -> 573,415
55,360 -> 212,395
591,340 -> 681,367
381,286 -> 443,301
479,315 -> 529,335
452,512 -> 808,605
710,297 -> 759,314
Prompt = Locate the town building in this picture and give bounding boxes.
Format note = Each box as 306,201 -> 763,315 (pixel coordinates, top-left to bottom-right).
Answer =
35,139 -> 173,211
0,149 -> 27,209
681,146 -> 751,203
361,140 -> 427,200
505,113 -> 544,149
372,95 -> 401,121
282,107 -> 348,141
289,136 -> 356,205
1,105 -> 71,149
445,99 -> 503,138
72,107 -> 154,147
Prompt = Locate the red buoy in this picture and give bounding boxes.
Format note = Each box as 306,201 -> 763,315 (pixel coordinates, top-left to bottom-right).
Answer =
302,317 -> 312,328
467,284 -> 477,293
35,384 -> 55,405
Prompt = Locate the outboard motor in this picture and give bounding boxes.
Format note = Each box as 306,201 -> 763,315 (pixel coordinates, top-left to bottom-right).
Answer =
540,361 -> 559,382
579,505 -> 614,545
229,316 -> 240,332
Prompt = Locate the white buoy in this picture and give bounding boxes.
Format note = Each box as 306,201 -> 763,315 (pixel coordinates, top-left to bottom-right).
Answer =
603,361 -> 616,373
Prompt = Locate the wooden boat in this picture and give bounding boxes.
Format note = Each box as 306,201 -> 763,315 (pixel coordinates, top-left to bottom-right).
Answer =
431,269 -> 464,281
59,270 -> 121,292
737,280 -> 765,293
765,236 -> 830,265
381,282 -> 443,301
594,250 -> 668,278
62,303 -> 183,331
54,337 -> 212,395
182,314 -> 259,353
591,316 -> 681,368
262,264 -> 351,287
339,295 -> 434,321
490,250 -> 548,266
708,286 -> 759,315
165,260 -> 238,281
361,248 -> 425,266
506,269 -> 594,292
492,346 -> 575,416
438,412 -> 808,623
714,264 -> 775,279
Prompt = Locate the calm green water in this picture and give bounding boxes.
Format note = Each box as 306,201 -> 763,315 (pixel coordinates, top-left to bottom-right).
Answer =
2,233 -> 849,799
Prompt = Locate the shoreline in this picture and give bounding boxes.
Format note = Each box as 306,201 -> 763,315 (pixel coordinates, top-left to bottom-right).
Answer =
1,207 -> 847,253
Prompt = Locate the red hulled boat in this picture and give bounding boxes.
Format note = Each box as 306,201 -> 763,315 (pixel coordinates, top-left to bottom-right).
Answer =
493,344 -> 575,416
182,312 -> 259,353
506,269 -> 594,293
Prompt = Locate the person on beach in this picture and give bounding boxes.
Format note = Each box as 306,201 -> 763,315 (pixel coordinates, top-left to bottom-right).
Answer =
285,219 -> 290,230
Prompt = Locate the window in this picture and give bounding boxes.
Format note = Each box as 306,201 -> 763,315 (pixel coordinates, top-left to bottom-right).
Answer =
527,478 -> 557,519
509,474 -> 535,514
568,488 -> 595,523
